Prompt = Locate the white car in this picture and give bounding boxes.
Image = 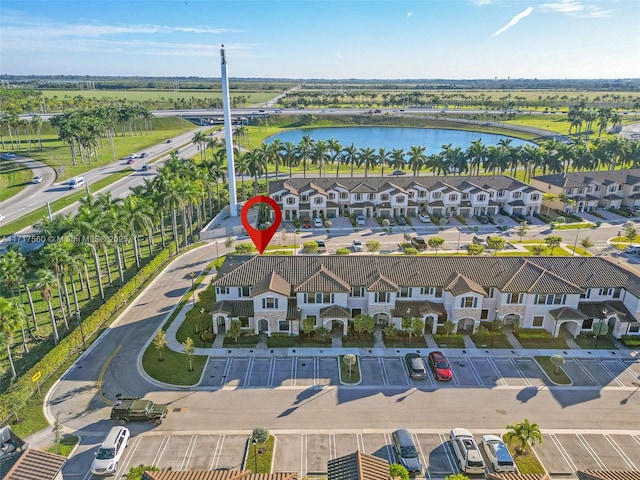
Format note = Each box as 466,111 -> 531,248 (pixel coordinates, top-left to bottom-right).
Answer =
418,213 -> 431,223
0,214 -> 5,222
482,434 -> 516,472
33,175 -> 43,184
314,218 -> 323,228
352,239 -> 363,252
91,426 -> 130,476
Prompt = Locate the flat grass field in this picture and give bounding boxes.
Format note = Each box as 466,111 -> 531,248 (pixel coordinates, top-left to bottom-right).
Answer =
0,159 -> 34,203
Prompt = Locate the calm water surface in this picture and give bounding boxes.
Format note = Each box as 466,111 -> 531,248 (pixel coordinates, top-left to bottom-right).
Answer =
267,127 -> 534,153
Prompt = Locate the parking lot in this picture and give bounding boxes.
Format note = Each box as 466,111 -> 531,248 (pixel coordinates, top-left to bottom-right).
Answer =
74,430 -> 640,479
199,355 -> 640,389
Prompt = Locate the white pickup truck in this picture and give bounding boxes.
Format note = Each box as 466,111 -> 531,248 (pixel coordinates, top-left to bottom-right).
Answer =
449,428 -> 486,474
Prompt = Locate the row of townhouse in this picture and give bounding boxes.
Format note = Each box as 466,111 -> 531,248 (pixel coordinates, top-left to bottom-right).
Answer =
268,176 -> 543,221
211,255 -> 640,340
532,169 -> 640,214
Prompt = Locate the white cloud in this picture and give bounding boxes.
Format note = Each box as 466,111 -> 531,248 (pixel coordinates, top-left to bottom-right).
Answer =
474,0 -> 493,5
407,11 -> 413,17
335,51 -> 343,59
492,6 -> 534,36
539,0 -> 613,17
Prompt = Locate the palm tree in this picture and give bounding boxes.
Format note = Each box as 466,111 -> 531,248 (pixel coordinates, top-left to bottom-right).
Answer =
42,243 -> 72,330
0,297 -> 21,378
377,147 -> 391,177
296,135 -> 314,179
506,419 -> 543,453
328,138 -> 343,178
192,131 -> 207,161
36,269 -> 60,345
281,141 -> 298,178
343,143 -> 359,177
311,139 -> 329,178
407,145 -> 427,176
357,147 -> 377,177
389,148 -> 406,173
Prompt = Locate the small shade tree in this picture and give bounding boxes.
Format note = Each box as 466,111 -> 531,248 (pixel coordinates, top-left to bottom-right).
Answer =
592,320 -> 609,348
389,463 -> 410,480
531,244 -> 547,256
550,354 -> 565,375
545,235 -> 563,255
183,337 -> 195,371
466,243 -> 485,256
353,314 -> 375,336
487,236 -> 506,255
153,330 -> 167,361
228,319 -> 242,343
366,240 -> 381,252
516,221 -> 530,242
506,418 -> 543,453
443,320 -> 455,336
343,353 -> 357,379
252,426 -> 269,444
580,236 -> 594,250
428,236 -> 445,255
302,241 -> 318,254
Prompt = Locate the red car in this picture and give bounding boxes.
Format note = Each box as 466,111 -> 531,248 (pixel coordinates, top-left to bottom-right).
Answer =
428,351 -> 452,381
301,216 -> 312,228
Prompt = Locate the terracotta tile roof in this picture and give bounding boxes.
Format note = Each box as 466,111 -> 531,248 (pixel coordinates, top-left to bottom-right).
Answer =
533,169 -> 640,190
213,256 -> 640,299
211,300 -> 254,317
327,451 -> 392,480
294,266 -> 351,293
143,472 -> 297,480
393,300 -> 446,317
350,182 -> 378,193
445,272 -> 487,296
577,471 -> 640,480
578,300 -> 635,323
320,305 -> 352,317
252,271 -> 291,297
549,306 -> 588,320
1,447 -> 66,480
366,273 -> 399,292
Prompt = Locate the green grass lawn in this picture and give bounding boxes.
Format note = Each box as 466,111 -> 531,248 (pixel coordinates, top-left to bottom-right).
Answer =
339,355 -> 361,384
573,333 -> 618,350
503,434 -> 546,474
384,335 -> 427,348
515,334 -> 568,350
470,332 -> 513,349
47,435 -> 79,457
246,435 -> 275,474
433,333 -> 465,348
0,160 -> 33,202
534,356 -> 572,385
342,333 -> 374,348
141,344 -> 207,386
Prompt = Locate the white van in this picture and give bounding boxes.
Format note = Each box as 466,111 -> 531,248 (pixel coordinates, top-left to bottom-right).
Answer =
69,177 -> 85,190
91,426 -> 130,476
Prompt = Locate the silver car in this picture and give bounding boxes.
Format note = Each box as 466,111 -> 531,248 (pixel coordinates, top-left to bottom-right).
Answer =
392,429 -> 422,474
482,434 -> 516,472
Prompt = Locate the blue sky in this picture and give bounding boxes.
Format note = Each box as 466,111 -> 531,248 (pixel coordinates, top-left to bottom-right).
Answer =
1,0 -> 638,79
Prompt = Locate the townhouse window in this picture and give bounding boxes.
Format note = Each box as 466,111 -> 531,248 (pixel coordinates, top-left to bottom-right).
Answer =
634,186 -> 640,193
315,292 -> 333,304
461,296 -> 478,308
369,193 -> 376,200
497,190 -> 505,198
328,193 -> 336,200
448,194 -> 458,202
301,195 -> 309,202
419,191 -> 427,197
536,294 -> 546,305
238,286 -> 251,297
434,287 -> 443,298
216,287 -> 229,295
374,292 -> 390,303
408,192 -> 415,199
419,287 -> 426,295
618,185 -> 623,191
396,195 -> 405,203
489,192 -> 495,199
532,316 -> 544,327
314,197 -> 323,205
512,192 -> 522,199
613,287 -> 622,299
587,187 -> 592,193
544,294 -> 565,305
351,286 -> 364,297
278,320 -> 289,332
381,194 -> 390,201
594,185 -> 600,192
629,325 -> 640,333
489,287 -> 495,298
262,297 -> 278,309
598,288 -> 605,296
480,309 -> 488,320
340,192 -> 348,199
432,192 -> 442,200
462,193 -> 470,201
239,316 -> 249,328
567,188 -> 574,195
399,287 -> 410,298
286,197 -> 296,205
507,293 -> 524,304
355,194 -> 362,201
578,188 -> 584,195
477,194 -> 486,202
609,186 -> 616,193
273,195 -> 281,202
530,194 -> 540,201
582,318 -> 594,330
580,288 -> 591,299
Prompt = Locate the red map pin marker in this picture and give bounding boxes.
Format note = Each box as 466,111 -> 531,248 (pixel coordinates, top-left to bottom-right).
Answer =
241,195 -> 282,254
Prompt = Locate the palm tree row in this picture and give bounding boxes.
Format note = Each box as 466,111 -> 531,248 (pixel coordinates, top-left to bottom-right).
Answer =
238,134 -> 640,183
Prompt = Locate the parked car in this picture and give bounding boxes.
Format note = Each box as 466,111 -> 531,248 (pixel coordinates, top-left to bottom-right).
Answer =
0,152 -> 16,159
392,170 -> 406,176
450,428 -> 486,474
314,217 -> 323,228
110,397 -> 168,426
316,240 -> 327,253
141,164 -> 152,171
482,434 -> 516,472
391,429 -> 423,474
621,206 -> 637,216
356,214 -> 365,226
410,237 -> 428,251
302,217 -> 312,228
473,235 -> 488,246
352,239 -> 363,252
405,353 -> 427,380
33,175 -> 43,184
418,213 -> 431,223
91,426 -> 130,476
396,216 -> 407,226
428,351 -> 452,381
625,245 -> 640,254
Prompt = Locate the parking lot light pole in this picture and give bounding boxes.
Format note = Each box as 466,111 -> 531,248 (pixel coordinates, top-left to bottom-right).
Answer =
190,272 -> 197,306
297,307 -> 302,347
76,310 -> 86,351
252,438 -> 258,473
457,227 -> 462,252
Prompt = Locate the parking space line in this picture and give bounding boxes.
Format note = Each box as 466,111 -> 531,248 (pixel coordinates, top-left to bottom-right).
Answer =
549,434 -> 578,471
314,357 -> 319,385
597,360 -> 625,387
412,432 -> 429,478
439,432 -> 459,473
268,357 -> 276,387
292,358 -> 297,387
329,433 -> 336,460
356,433 -> 365,452
244,358 -> 254,385
605,434 -> 638,470
487,358 -> 507,386
300,434 -> 307,477
573,359 -> 602,386
222,358 -> 233,385
577,434 -> 607,470
466,359 -> 484,386
209,435 -> 225,470
151,436 -> 170,466
509,357 -> 531,386
633,434 -> 640,447
180,436 -> 197,471
117,435 -> 143,478
619,359 -> 640,383
378,358 -> 389,386
383,432 -> 394,462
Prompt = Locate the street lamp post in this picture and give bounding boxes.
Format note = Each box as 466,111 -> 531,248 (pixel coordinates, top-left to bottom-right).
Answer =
573,228 -> 580,256
190,272 -> 197,306
76,310 -> 86,351
252,438 -> 258,473
457,227 -> 462,252
297,307 -> 302,347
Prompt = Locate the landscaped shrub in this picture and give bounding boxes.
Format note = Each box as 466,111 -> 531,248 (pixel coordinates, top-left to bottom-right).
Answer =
266,333 -> 298,348
620,335 -> 640,347
336,248 -> 350,255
